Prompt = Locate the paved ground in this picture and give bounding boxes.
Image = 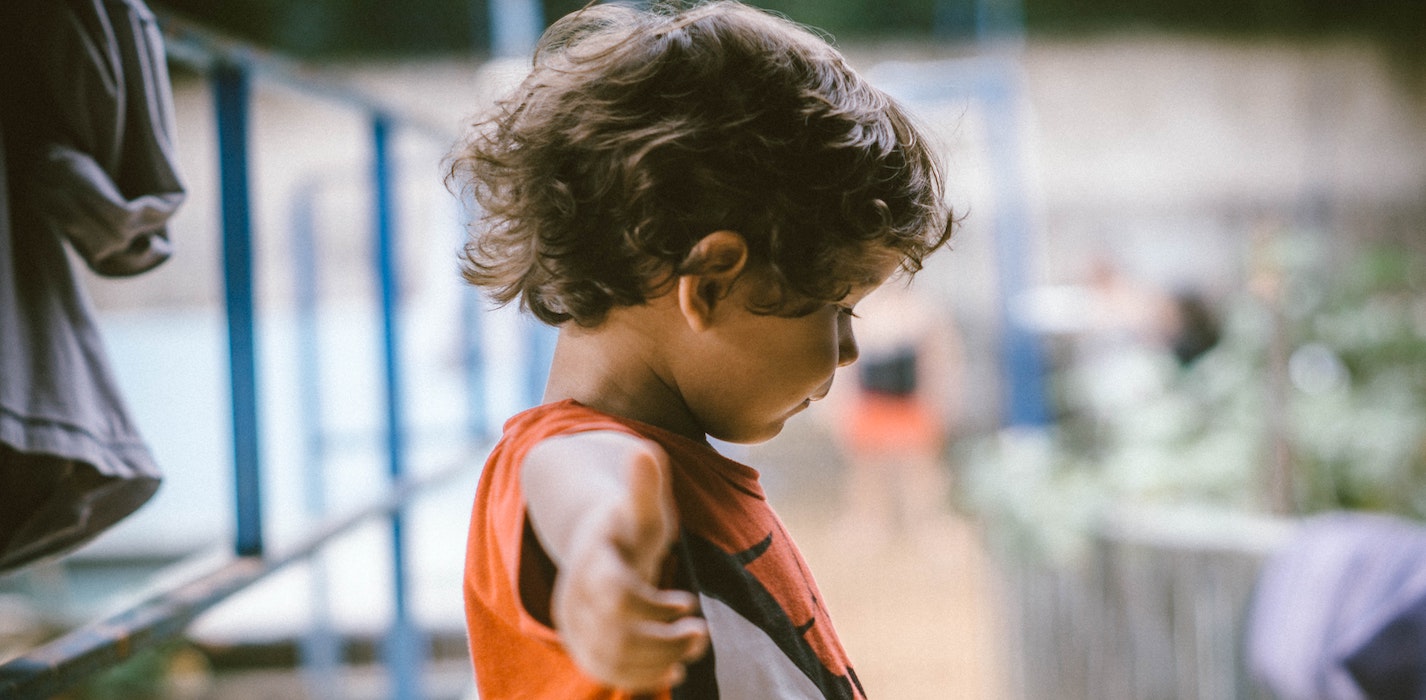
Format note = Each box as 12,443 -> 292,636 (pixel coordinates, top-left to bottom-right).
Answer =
780,504 -> 1007,699
752,411 -> 1008,700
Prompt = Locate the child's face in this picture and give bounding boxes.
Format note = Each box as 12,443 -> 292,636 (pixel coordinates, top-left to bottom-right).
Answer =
679,256 -> 901,444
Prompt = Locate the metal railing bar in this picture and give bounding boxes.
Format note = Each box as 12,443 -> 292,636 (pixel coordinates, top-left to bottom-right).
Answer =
462,288 -> 490,441
292,177 -> 328,522
0,15 -> 487,697
0,453 -> 485,700
371,115 -> 424,700
980,74 -> 1050,427
160,13 -> 457,144
214,61 -> 265,557
290,177 -> 343,698
467,287 -> 496,441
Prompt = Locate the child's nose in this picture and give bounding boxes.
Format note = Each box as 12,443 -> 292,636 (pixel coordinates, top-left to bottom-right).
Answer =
837,316 -> 859,367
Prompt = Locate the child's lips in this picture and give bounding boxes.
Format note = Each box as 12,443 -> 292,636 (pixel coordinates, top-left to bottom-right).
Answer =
792,381 -> 833,413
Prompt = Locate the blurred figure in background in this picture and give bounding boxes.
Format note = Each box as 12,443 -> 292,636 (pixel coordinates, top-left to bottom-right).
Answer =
829,281 -> 964,556
1026,254 -> 1218,439
1168,289 -> 1221,366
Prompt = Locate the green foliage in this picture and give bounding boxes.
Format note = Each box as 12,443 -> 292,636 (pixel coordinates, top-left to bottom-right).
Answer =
67,642 -> 207,700
965,234 -> 1426,561
1286,241 -> 1426,513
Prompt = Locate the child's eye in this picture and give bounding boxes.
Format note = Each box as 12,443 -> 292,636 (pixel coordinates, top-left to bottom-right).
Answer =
838,305 -> 859,319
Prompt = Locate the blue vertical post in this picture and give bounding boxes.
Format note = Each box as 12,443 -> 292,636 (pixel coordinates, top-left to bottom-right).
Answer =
981,64 -> 1050,427
292,179 -> 342,697
372,115 -> 423,700
461,287 -> 488,441
292,179 -> 328,516
214,62 -> 264,557
488,0 -> 544,57
976,0 -> 1025,40
524,321 -> 556,408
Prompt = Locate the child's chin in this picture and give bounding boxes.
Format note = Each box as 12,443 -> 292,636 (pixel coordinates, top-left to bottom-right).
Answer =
754,417 -> 799,444
713,420 -> 786,446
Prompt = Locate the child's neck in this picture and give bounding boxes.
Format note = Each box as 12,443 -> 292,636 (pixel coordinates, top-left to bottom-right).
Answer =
541,305 -> 707,443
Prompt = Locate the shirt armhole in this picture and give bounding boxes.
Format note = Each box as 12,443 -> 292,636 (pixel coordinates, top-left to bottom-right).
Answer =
518,513 -> 558,630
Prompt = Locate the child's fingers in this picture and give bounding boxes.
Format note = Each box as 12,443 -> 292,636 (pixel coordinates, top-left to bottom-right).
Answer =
631,616 -> 708,658
630,609 -> 710,678
660,614 -> 710,663
569,613 -> 708,692
607,617 -> 709,691
605,587 -> 709,687
622,581 -> 708,656
626,581 -> 700,621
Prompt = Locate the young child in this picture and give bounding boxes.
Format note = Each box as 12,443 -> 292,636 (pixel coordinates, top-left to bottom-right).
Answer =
448,2 -> 954,697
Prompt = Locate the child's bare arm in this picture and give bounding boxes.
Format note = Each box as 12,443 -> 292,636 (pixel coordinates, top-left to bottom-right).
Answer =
521,431 -> 710,692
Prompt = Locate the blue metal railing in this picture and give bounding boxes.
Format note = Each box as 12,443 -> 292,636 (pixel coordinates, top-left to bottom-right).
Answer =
371,113 -> 425,700
0,16 -> 492,700
213,61 -> 265,559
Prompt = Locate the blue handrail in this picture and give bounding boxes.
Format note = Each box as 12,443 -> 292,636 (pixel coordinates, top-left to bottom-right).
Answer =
290,176 -> 344,695
371,114 -> 424,700
0,459 -> 474,698
214,61 -> 265,558
0,15 -> 483,700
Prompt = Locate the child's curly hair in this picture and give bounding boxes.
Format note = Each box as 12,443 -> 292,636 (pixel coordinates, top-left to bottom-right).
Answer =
448,0 -> 954,327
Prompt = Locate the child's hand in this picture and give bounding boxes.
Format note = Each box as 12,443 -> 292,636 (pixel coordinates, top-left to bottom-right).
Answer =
523,432 -> 710,692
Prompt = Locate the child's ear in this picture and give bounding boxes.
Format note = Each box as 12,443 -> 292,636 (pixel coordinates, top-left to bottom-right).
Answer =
677,230 -> 748,332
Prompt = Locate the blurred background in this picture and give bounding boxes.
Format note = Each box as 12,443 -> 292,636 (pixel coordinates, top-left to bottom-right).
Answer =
2,0 -> 1424,698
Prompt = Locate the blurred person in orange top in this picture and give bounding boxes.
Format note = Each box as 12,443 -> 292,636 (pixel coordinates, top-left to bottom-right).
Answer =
827,280 -> 964,556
